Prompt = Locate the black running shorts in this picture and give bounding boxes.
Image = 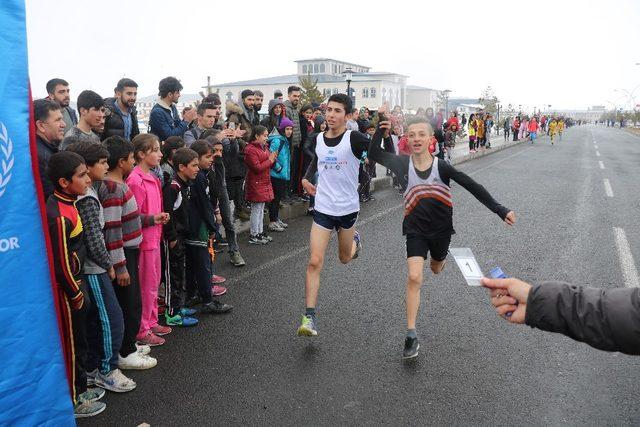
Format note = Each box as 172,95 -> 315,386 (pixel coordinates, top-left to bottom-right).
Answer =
405,234 -> 451,261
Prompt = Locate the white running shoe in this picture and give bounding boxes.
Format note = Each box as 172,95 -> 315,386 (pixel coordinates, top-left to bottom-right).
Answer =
119,351 -> 157,370
95,368 -> 137,392
135,343 -> 151,355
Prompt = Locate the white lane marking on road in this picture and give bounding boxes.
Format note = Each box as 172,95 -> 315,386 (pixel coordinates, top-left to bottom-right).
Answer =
613,227 -> 640,288
599,161 -> 605,169
227,146 -> 533,284
603,179 -> 614,197
596,151 -> 601,157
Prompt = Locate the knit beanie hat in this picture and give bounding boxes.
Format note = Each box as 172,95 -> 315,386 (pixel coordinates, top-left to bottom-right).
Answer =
279,117 -> 294,131
241,89 -> 254,100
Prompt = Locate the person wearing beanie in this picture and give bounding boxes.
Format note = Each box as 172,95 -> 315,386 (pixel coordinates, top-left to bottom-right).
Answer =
261,99 -> 286,133
267,117 -> 293,232
274,89 -> 283,101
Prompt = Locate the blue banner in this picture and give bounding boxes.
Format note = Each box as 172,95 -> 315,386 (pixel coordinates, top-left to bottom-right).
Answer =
0,1 -> 74,425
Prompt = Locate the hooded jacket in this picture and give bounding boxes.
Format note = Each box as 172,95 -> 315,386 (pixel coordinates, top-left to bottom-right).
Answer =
149,100 -> 188,141
269,118 -> 292,181
244,141 -> 275,203
261,99 -> 286,133
102,97 -> 140,141
226,100 -> 254,143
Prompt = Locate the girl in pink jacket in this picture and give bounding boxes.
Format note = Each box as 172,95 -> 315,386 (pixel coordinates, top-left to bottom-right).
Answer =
126,134 -> 170,346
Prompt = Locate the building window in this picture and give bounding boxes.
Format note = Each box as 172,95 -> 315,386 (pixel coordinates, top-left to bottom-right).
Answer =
303,64 -> 308,74
226,91 -> 233,101
320,63 -> 325,73
313,64 -> 319,73
333,88 -> 338,95
333,64 -> 337,73
362,88 -> 369,98
370,88 -> 376,98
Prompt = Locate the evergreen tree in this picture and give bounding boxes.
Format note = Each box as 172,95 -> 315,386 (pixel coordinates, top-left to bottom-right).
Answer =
298,73 -> 325,105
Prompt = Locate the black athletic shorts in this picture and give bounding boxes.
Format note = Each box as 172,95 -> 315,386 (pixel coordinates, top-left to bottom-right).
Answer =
313,210 -> 358,231
405,233 -> 451,261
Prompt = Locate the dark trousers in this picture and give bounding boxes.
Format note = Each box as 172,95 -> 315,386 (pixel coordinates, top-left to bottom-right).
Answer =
86,272 -> 124,374
63,281 -> 90,402
227,177 -> 246,213
269,177 -> 288,221
217,185 -> 238,252
289,145 -> 303,196
186,244 -> 212,304
164,239 -> 186,317
114,247 -> 142,357
513,131 -> 518,141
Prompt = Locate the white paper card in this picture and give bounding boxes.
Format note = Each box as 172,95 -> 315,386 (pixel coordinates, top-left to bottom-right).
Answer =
449,247 -> 484,286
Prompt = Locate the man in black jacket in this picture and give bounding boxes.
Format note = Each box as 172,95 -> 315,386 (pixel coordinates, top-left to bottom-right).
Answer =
102,78 -> 140,141
46,78 -> 78,131
34,99 -> 66,200
483,277 -> 640,356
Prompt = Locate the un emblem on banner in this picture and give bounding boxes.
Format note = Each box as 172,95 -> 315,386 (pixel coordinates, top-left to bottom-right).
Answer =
0,122 -> 14,199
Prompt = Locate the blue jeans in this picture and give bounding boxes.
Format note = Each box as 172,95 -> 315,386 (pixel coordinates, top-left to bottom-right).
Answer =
86,272 -> 124,374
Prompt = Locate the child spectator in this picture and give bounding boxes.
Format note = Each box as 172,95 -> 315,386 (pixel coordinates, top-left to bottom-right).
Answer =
46,151 -> 106,418
185,141 -> 234,314
66,141 -> 136,393
160,136 -> 186,185
126,134 -> 170,346
162,147 -> 201,326
268,117 -> 293,232
100,136 -> 160,369
244,126 -> 277,244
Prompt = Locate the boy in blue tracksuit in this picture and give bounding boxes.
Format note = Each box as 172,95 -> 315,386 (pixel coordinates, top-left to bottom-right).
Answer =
267,117 -> 293,232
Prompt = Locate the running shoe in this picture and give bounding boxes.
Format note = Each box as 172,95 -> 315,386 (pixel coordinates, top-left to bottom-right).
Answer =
277,219 -> 288,228
249,234 -> 268,245
296,315 -> 318,337
211,274 -> 227,284
165,313 -> 199,327
137,331 -> 165,347
74,400 -> 106,418
352,230 -> 362,259
78,387 -> 105,403
230,250 -> 246,267
179,307 -> 198,317
135,343 -> 151,355
268,222 -> 285,232
118,351 -> 158,370
259,232 -> 273,242
95,369 -> 136,393
402,336 -> 420,359
151,325 -> 172,336
86,369 -> 97,386
201,300 -> 234,314
212,285 -> 227,297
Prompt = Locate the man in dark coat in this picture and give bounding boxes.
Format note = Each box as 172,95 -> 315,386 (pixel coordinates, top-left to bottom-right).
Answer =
102,78 -> 140,141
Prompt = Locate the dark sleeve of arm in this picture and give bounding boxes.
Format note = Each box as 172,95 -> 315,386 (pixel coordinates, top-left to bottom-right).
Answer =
222,137 -> 239,158
525,282 -> 640,356
349,131 -> 371,159
367,128 -> 408,177
196,174 -> 217,233
49,216 -> 84,308
383,135 -> 395,153
440,162 -> 510,220
162,184 -> 178,242
303,134 -> 315,159
303,154 -> 317,181
132,113 -> 140,138
76,198 -> 112,271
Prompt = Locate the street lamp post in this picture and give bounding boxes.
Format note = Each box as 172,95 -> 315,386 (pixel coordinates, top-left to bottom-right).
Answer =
442,89 -> 452,118
344,67 -> 353,104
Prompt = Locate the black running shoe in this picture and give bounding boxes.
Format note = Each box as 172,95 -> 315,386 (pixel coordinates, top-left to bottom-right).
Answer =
403,336 -> 420,359
201,300 -> 234,314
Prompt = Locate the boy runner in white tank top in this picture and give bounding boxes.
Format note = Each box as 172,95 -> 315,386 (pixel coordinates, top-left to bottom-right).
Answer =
369,109 -> 516,359
296,94 -> 370,337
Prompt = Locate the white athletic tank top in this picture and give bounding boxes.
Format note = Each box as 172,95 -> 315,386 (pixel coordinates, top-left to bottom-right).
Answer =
403,156 -> 452,215
314,130 -> 360,216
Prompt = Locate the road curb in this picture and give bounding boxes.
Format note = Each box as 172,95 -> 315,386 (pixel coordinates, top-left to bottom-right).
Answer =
231,136 -> 528,236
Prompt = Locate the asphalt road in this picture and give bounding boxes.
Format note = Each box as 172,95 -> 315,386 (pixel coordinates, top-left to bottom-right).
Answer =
83,125 -> 640,426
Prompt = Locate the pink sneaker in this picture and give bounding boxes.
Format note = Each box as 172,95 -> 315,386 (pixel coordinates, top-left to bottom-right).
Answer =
212,285 -> 227,297
211,274 -> 227,284
137,332 -> 165,347
151,325 -> 172,336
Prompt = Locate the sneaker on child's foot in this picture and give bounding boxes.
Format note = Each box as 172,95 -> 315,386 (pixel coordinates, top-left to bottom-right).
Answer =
230,250 -> 246,267
277,219 -> 288,228
402,336 -> 420,359
211,274 -> 227,284
151,324 -> 172,336
352,230 -> 362,259
212,285 -> 227,297
259,232 -> 273,242
297,315 -> 318,337
201,300 -> 234,314
268,222 -> 285,232
179,307 -> 198,317
95,369 -> 136,393
165,312 -> 199,327
119,351 -> 158,370
86,369 -> 97,386
74,400 -> 106,418
78,387 -> 105,403
135,343 -> 151,355
249,234 -> 268,245
137,331 -> 165,347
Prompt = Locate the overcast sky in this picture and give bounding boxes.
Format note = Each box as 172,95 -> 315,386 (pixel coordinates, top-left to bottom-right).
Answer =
26,0 -> 640,111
